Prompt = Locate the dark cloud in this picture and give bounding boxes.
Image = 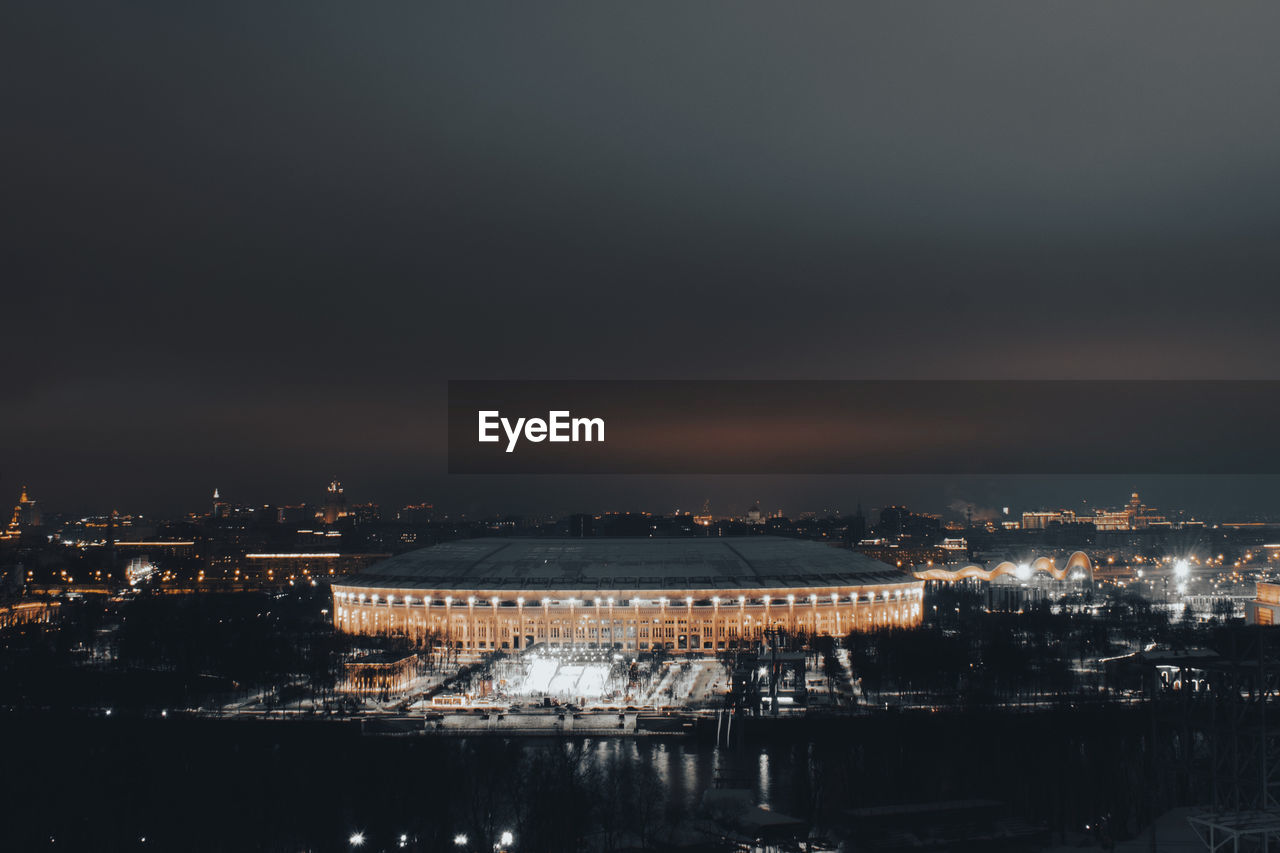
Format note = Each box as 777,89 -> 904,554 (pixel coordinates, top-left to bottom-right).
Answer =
5,2 -> 1280,514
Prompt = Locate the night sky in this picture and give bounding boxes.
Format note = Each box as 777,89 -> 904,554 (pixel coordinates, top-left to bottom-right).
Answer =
7,3 -> 1280,518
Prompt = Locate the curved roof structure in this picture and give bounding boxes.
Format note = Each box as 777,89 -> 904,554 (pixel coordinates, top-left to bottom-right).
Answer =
913,552 -> 1094,582
349,536 -> 908,593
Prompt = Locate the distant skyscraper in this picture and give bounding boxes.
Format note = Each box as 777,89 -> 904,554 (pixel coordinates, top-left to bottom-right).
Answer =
4,486 -> 40,537
323,479 -> 346,524
211,488 -> 230,519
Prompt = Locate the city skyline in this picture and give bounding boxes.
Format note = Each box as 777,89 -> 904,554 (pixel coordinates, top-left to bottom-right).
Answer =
9,476 -> 1280,525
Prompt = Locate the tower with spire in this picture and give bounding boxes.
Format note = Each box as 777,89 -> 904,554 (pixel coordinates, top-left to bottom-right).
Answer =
212,488 -> 229,519
323,479 -> 346,524
4,486 -> 40,538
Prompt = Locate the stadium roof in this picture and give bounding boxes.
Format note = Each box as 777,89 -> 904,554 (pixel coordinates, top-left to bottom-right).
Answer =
341,537 -> 910,592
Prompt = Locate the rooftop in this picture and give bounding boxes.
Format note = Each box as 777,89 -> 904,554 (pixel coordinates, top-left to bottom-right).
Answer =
340,537 -> 910,592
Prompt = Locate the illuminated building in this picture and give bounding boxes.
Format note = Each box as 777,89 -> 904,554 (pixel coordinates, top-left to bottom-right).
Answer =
985,574 -> 1049,612
1020,510 -> 1076,530
0,600 -> 59,629
211,488 -> 229,520
3,486 -> 41,539
1093,510 -> 1132,531
113,540 -> 197,558
939,538 -> 969,561
322,479 -> 346,524
241,552 -> 388,581
1247,582 -> 1280,626
332,537 -> 924,653
854,540 -> 954,568
341,652 -> 419,694
1091,492 -> 1169,531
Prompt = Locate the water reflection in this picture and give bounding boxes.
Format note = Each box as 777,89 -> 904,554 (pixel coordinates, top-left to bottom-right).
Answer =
569,738 -> 799,818
757,750 -> 771,809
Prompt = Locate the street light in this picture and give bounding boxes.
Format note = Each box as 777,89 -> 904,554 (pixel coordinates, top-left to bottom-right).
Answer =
454,833 -> 469,847
349,832 -> 366,847
499,830 -> 514,847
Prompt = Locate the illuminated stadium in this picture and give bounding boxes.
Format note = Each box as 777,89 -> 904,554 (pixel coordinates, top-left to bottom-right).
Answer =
331,537 -> 923,653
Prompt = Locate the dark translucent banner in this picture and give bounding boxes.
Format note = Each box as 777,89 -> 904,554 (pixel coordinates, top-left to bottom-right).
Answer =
447,380 -> 1280,474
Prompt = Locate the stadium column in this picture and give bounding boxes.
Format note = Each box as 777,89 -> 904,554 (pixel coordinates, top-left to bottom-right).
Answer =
633,599 -> 641,650
607,598 -> 615,649
490,596 -> 500,650
444,596 -> 453,649
685,597 -> 693,652
711,597 -> 720,651
736,596 -> 745,647
463,596 -> 472,651
516,598 -> 524,650
660,597 -> 668,649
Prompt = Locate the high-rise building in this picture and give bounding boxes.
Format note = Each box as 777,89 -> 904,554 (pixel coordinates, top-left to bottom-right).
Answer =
211,488 -> 230,520
322,479 -> 346,525
4,486 -> 41,538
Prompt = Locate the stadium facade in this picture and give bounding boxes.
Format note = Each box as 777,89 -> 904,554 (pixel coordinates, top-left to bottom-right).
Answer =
331,537 -> 923,653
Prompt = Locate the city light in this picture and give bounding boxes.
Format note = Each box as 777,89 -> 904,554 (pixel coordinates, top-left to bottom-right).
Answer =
349,831 -> 365,847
